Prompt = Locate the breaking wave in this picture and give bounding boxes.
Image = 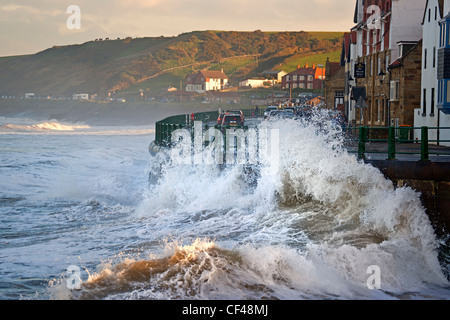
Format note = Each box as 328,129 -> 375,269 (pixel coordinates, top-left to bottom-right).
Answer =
2,122 -> 90,132
49,111 -> 449,300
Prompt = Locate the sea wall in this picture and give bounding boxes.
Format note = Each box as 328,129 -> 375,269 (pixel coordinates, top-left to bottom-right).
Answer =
368,160 -> 450,237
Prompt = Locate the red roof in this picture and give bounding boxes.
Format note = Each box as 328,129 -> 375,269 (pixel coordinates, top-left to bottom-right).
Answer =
186,70 -> 228,84
287,67 -> 316,76
199,70 -> 228,80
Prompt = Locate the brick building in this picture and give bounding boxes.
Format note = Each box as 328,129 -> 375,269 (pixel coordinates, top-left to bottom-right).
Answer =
281,63 -> 325,90
345,0 -> 426,127
324,57 -> 346,114
388,41 -> 423,129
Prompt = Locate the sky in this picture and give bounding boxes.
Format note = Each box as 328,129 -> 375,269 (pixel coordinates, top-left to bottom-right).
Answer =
0,0 -> 356,57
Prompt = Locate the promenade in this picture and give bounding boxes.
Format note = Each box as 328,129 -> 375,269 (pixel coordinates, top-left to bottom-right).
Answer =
348,141 -> 450,162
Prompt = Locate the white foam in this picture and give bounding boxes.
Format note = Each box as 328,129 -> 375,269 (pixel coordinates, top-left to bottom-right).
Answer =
135,112 -> 449,296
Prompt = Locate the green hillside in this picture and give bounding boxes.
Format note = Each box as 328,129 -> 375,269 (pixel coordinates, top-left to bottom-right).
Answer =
0,31 -> 344,97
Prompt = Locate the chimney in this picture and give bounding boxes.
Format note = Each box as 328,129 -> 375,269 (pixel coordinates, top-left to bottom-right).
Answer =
305,63 -> 308,68
221,68 -> 224,73
313,63 -> 316,69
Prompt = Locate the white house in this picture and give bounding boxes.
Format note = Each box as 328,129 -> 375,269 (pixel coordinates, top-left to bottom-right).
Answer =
72,93 -> 89,100
261,70 -> 287,83
185,70 -> 229,93
239,79 -> 275,88
414,0 -> 450,146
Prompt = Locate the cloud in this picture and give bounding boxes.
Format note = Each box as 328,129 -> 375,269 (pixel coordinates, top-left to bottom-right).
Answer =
117,0 -> 163,8
0,0 -> 355,56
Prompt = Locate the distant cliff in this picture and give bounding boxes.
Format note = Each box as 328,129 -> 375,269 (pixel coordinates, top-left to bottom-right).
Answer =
0,31 -> 343,97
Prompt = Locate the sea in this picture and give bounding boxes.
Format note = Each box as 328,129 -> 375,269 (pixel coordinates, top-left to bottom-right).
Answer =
0,113 -> 449,301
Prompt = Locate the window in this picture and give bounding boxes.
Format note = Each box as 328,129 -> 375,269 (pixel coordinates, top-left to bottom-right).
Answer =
293,75 -> 297,81
447,81 -> 450,103
390,80 -> 400,101
307,83 -> 313,90
299,75 -> 305,81
378,56 -> 381,75
423,89 -> 427,116
433,47 -> 436,68
377,99 -> 381,122
436,6 -> 438,21
370,58 -> 373,76
386,54 -> 390,72
441,24 -> 446,47
429,8 -> 431,23
424,49 -> 427,69
431,88 -> 435,116
307,75 -> 313,82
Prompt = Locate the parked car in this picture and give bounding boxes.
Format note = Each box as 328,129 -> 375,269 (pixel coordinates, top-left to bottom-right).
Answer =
284,107 -> 296,113
226,110 -> 245,123
266,110 -> 296,121
264,106 -> 278,119
221,114 -> 244,127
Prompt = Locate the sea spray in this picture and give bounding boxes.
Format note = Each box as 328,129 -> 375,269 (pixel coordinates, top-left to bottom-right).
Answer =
130,111 -> 448,298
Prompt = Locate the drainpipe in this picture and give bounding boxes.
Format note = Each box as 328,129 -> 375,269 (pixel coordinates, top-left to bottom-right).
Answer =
387,66 -> 392,128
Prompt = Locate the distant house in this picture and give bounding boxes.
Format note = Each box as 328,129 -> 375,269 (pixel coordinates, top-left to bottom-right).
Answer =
72,93 -> 89,100
24,93 -> 35,99
281,63 -> 325,90
262,70 -> 287,82
185,70 -> 229,93
239,79 -> 276,88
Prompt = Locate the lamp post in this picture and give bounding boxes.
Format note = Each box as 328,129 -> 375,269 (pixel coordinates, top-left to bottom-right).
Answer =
348,75 -> 355,126
379,69 -> 386,125
378,70 -> 386,84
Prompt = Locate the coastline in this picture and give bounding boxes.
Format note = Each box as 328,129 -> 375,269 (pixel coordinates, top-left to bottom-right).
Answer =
0,99 -> 218,127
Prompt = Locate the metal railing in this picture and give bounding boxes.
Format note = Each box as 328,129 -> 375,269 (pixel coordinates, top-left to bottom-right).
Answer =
345,126 -> 450,161
155,111 -> 450,162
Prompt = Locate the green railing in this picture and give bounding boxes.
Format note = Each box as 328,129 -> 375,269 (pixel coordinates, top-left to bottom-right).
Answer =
155,111 -> 450,162
346,126 -> 450,161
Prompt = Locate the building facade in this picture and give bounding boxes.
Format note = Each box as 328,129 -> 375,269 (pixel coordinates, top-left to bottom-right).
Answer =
345,0 -> 426,128
415,0 -> 450,146
388,40 -> 423,131
324,57 -> 346,114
